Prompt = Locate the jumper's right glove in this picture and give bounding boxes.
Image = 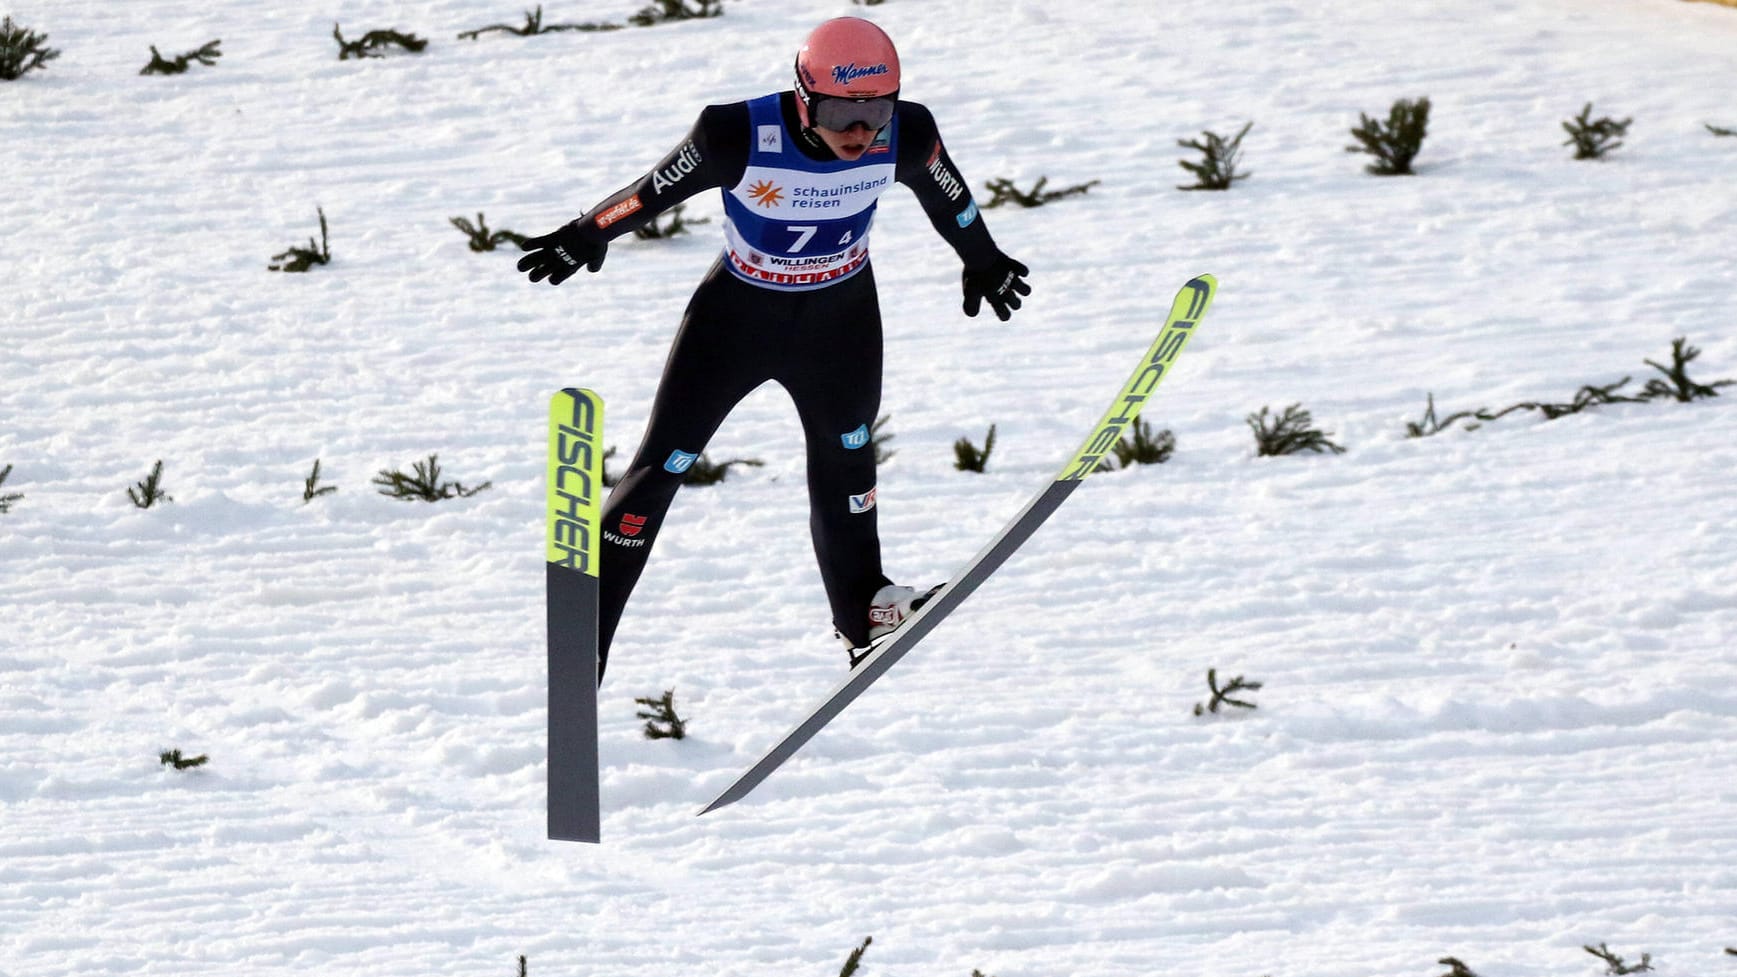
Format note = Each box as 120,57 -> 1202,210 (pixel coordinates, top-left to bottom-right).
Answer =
517,221 -> 608,286
961,251 -> 1031,321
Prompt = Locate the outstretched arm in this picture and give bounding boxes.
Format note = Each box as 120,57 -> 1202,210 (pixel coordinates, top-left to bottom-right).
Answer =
518,103 -> 750,286
894,101 -> 1031,321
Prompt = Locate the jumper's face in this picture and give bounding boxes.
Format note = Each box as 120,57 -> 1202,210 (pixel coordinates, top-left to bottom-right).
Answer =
814,122 -> 880,161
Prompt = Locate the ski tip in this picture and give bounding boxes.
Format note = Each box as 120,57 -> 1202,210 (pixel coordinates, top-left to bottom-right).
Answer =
555,386 -> 604,405
696,787 -> 743,817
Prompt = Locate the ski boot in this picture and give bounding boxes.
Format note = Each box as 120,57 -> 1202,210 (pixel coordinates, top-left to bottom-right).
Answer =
838,583 -> 943,667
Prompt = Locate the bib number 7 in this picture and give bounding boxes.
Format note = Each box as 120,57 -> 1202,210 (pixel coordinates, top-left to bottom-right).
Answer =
785,225 -> 817,253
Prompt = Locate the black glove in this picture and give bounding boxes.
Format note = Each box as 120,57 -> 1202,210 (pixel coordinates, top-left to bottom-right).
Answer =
961,252 -> 1031,321
517,222 -> 607,286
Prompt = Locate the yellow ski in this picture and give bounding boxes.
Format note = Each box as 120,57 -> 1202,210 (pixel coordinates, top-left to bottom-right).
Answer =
547,388 -> 604,842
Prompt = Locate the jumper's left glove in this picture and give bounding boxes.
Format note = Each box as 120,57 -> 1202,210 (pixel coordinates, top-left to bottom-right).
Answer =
961,251 -> 1031,321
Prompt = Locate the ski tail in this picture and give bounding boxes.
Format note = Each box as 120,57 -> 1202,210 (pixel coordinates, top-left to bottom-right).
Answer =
547,387 -> 605,843
698,274 -> 1217,815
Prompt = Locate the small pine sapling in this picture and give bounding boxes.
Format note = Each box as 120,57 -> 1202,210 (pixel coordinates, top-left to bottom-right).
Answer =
1177,122 -> 1253,191
0,16 -> 61,80
681,454 -> 764,485
1247,404 -> 1346,456
0,464 -> 22,513
333,23 -> 429,59
372,454 -> 492,501
1109,416 -> 1175,468
1347,96 -> 1431,175
458,6 -> 610,39
1562,102 -> 1632,160
129,460 -> 173,508
838,937 -> 872,977
1417,368 -> 1676,435
140,40 -> 221,75
450,213 -> 531,252
1478,378 -> 1643,422
1437,957 -> 1480,977
1405,393 -> 1488,438
634,690 -> 687,739
983,176 -> 1101,208
1193,668 -> 1263,715
633,203 -> 711,239
954,424 -> 997,472
1639,336 -> 1733,402
159,748 -> 209,770
629,0 -> 725,27
870,414 -> 896,464
269,208 -> 332,272
303,459 -> 337,503
1584,943 -> 1652,975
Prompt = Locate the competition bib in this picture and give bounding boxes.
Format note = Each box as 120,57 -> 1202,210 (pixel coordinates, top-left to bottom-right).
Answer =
720,93 -> 897,291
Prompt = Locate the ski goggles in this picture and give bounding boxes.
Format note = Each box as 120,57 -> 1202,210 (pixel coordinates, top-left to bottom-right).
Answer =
807,92 -> 898,132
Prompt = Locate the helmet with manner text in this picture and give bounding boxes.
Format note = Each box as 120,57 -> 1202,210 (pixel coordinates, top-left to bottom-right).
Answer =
793,17 -> 901,132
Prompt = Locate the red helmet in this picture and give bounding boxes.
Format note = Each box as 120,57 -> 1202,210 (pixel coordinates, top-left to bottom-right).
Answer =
794,17 -> 901,131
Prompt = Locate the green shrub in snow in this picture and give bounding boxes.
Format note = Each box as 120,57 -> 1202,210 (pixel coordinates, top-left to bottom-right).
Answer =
1177,122 -> 1253,190
838,937 -> 871,976
953,424 -> 996,472
634,690 -> 687,740
333,23 -> 428,59
159,749 -> 207,770
0,16 -> 60,80
1193,668 -> 1263,716
1436,958 -> 1480,977
982,175 -> 1100,208
303,459 -> 337,503
631,203 -> 710,240
1584,942 -> 1652,975
1408,337 -> 1735,437
1562,102 -> 1632,160
869,414 -> 896,465
1640,336 -> 1733,402
1101,416 -> 1175,470
129,460 -> 173,508
629,0 -> 724,27
140,40 -> 221,75
1247,403 -> 1345,456
451,212 -> 531,252
458,6 -> 614,39
0,464 -> 22,513
269,208 -> 332,272
1347,96 -> 1430,175
373,454 -> 491,502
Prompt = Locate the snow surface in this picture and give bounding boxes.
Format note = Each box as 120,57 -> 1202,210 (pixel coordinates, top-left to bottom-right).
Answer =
4,0 -> 1737,975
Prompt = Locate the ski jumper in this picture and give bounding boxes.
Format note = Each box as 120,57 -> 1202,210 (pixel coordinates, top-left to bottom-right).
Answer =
564,93 -> 1004,672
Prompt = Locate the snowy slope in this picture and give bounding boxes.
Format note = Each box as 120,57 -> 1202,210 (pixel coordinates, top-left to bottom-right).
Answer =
4,1 -> 1737,975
